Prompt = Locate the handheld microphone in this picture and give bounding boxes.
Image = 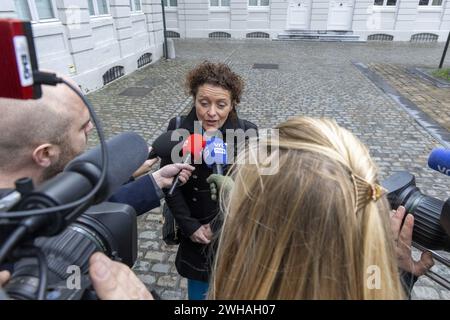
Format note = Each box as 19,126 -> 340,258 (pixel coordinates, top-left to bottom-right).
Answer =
16,132 -> 148,236
148,130 -> 184,160
203,137 -> 228,175
0,19 -> 41,99
428,148 -> 450,176
168,134 -> 205,196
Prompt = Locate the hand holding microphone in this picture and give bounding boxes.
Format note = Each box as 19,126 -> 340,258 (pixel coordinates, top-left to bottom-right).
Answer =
153,163 -> 195,189
168,134 -> 205,196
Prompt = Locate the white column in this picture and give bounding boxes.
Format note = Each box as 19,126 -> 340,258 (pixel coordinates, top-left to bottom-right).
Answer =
394,0 -> 419,32
230,0 -> 248,35
55,0 -> 93,74
181,0 -> 208,37
310,0 -> 331,30
0,0 -> 16,18
440,0 -> 450,30
351,0 -> 372,31
142,0 -> 160,46
110,0 -> 134,57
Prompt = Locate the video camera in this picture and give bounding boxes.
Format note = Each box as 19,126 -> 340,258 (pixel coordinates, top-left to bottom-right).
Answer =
0,18 -> 148,299
0,132 -> 148,300
382,148 -> 450,289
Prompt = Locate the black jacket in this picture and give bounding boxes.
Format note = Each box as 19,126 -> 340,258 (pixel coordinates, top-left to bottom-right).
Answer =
160,107 -> 258,282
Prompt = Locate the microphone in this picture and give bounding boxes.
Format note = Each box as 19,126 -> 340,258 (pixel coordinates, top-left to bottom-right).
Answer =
168,133 -> 205,196
65,131 -> 149,202
203,137 -> 228,175
148,130 -> 184,160
428,148 -> 450,176
16,132 -> 148,236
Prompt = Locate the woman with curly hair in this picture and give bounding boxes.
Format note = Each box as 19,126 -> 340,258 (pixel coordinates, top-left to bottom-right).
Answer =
160,61 -> 257,300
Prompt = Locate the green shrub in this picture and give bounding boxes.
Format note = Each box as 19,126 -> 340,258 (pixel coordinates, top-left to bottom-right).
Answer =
431,68 -> 450,81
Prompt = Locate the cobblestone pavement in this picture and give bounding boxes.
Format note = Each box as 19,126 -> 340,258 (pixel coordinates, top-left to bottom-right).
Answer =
86,40 -> 450,300
369,63 -> 450,132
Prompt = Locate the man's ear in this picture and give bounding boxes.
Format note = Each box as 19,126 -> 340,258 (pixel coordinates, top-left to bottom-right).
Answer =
32,144 -> 60,168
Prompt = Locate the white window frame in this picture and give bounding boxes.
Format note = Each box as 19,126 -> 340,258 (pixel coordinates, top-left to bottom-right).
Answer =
130,0 -> 142,12
15,0 -> 58,22
248,0 -> 269,7
373,0 -> 397,6
418,0 -> 443,6
209,0 -> 230,8
88,0 -> 111,17
163,0 -> 178,8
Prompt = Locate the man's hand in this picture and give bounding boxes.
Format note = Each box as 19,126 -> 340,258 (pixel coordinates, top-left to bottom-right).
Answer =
0,271 -> 10,286
206,174 -> 234,201
190,225 -> 212,245
89,252 -> 153,300
132,147 -> 159,178
390,206 -> 434,276
152,163 -> 195,189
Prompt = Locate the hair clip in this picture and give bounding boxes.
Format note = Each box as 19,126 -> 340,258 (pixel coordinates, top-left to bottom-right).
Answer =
370,184 -> 387,201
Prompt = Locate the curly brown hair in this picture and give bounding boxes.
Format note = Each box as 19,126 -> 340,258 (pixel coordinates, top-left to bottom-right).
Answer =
186,61 -> 244,108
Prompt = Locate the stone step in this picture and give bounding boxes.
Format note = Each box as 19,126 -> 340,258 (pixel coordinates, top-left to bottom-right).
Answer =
282,30 -> 354,35
276,33 -> 362,42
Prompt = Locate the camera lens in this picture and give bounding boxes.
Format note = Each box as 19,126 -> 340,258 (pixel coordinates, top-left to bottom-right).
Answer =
383,171 -> 450,251
4,202 -> 137,300
4,222 -> 107,300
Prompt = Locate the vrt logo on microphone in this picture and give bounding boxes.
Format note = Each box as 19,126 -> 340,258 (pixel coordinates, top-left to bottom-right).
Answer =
212,146 -> 226,154
168,121 -> 280,175
437,165 -> 450,176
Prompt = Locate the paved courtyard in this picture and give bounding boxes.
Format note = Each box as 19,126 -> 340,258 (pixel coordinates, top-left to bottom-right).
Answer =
87,39 -> 450,299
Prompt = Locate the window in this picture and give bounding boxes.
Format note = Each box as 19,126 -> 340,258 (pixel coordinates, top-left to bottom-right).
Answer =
249,0 -> 269,6
373,0 -> 397,5
88,0 -> 110,16
210,0 -> 230,7
163,0 -> 177,7
130,0 -> 142,11
418,0 -> 442,5
14,0 -> 56,21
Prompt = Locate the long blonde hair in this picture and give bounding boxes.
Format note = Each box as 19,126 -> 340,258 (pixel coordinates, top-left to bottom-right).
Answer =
209,116 -> 404,299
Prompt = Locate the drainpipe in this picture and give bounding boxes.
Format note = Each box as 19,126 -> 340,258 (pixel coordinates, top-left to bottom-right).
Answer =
439,31 -> 450,69
161,0 -> 168,59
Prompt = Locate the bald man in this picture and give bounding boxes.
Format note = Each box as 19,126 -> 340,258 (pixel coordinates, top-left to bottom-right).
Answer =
0,75 -> 191,300
0,78 -> 92,186
0,76 -> 194,213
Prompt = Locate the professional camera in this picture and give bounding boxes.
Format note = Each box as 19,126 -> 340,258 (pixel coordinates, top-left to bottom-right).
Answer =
383,171 -> 450,252
0,132 -> 148,300
0,18 -> 151,300
2,202 -> 137,300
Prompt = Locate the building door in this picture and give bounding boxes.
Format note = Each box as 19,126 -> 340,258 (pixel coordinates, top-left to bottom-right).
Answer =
327,0 -> 354,31
286,0 -> 312,30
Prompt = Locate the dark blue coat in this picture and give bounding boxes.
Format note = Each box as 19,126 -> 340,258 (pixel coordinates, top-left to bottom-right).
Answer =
109,174 -> 162,216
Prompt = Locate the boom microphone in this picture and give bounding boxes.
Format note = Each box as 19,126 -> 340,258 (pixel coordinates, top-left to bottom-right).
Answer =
148,130 -> 184,160
65,131 -> 148,202
16,132 -> 148,237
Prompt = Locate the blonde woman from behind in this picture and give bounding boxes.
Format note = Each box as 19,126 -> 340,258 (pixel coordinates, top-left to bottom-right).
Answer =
210,116 -> 405,300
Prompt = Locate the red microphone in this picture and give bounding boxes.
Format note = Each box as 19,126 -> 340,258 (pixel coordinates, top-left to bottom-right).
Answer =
168,133 -> 205,195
